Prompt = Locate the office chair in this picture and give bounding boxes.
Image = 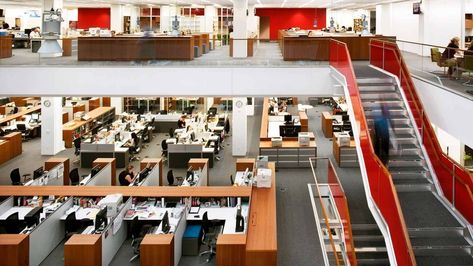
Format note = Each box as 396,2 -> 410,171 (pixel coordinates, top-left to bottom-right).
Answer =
10,168 -> 30,185
161,139 -> 168,162
16,123 -> 32,141
224,118 -> 231,136
207,107 -> 217,117
65,212 -> 93,238
199,212 -> 223,263
69,168 -> 85,186
128,135 -> 142,162
5,212 -> 26,233
166,170 -> 183,186
230,175 -> 234,186
129,216 -> 153,262
73,138 -> 81,164
168,128 -> 174,138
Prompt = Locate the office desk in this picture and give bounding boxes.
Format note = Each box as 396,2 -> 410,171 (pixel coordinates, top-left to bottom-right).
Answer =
78,36 -> 195,61
0,106 -> 41,125
0,206 -> 34,220
60,206 -> 100,220
0,36 -> 13,59
187,206 -> 248,235
0,132 -> 22,165
64,234 -> 102,266
168,144 -> 215,168
333,135 -> 358,168
80,143 -> 128,168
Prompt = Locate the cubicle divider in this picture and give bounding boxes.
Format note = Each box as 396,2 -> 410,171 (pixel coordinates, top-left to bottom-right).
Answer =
29,197 -> 73,266
25,162 -> 65,186
93,158 -> 116,186
189,158 -> 209,186
45,158 -> 70,185
82,162 -> 112,186
0,196 -> 13,214
102,197 -> 132,266
140,158 -> 162,186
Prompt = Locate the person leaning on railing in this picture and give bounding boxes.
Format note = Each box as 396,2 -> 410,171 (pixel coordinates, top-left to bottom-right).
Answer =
442,37 -> 460,76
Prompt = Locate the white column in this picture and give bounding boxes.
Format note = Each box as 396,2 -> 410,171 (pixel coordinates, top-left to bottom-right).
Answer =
233,0 -> 248,58
110,97 -> 123,114
41,97 -> 64,155
246,97 -> 254,116
160,97 -> 166,111
204,6 -> 216,33
160,6 -> 172,33
232,97 -> 247,156
43,0 -> 64,33
111,4 -> 124,33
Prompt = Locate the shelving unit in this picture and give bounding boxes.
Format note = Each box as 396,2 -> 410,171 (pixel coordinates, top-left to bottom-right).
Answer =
259,144 -> 317,168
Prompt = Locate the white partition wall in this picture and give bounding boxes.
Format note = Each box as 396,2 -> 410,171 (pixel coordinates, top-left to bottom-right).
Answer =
232,97 -> 247,156
41,97 -> 64,155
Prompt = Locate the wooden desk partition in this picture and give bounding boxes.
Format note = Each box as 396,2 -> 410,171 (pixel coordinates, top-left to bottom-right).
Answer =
201,33 -> 210,53
193,34 -> 203,57
0,106 -> 41,125
62,111 -> 69,124
92,158 -> 116,186
0,132 -> 22,165
140,234 -> 174,266
64,234 -> 101,266
299,111 -> 309,132
321,111 -> 333,138
0,36 -> 13,59
44,157 -> 70,185
140,158 -> 163,185
0,234 -> 29,266
88,98 -> 101,111
236,158 -> 256,172
245,162 -> 277,266
78,36 -> 195,61
72,104 -> 86,114
217,234 -> 247,266
62,38 -> 72,56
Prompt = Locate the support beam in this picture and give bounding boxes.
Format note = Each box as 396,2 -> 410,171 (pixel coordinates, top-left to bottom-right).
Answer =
41,97 -> 64,155
232,0 -> 248,58
232,97 -> 247,156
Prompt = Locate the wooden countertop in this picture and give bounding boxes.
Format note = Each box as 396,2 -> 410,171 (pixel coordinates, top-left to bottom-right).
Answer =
65,234 -> 101,245
246,162 -> 277,252
0,185 -> 252,197
0,234 -> 28,245
141,234 -> 174,245
259,139 -> 317,148
217,234 -> 247,245
63,106 -> 113,131
0,106 -> 41,125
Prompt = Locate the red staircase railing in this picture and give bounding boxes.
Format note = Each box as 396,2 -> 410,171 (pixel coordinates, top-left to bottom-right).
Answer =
329,39 -> 417,266
370,39 -> 473,224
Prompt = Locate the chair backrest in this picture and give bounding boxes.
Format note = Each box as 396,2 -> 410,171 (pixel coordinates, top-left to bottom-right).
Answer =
169,128 -> 174,138
69,168 -> 80,185
167,170 -> 174,185
230,174 -> 234,185
10,168 -> 21,185
5,212 -> 21,233
65,211 -> 77,233
202,211 -> 210,234
161,139 -> 168,151
464,55 -> 473,71
431,48 -> 441,62
130,216 -> 141,238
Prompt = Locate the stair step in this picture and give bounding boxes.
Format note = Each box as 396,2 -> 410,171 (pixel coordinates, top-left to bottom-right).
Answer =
389,165 -> 427,173
357,77 -> 393,84
358,85 -> 396,92
365,114 -> 408,120
412,245 -> 473,256
415,255 -> 473,266
354,236 -> 386,248
357,258 -> 390,266
408,227 -> 467,238
359,92 -> 401,100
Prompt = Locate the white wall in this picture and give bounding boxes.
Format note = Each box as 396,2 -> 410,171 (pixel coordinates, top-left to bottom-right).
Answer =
3,6 -> 42,31
413,77 -> 473,150
376,0 -> 465,53
432,124 -> 463,164
0,67 -> 334,97
123,5 -> 140,32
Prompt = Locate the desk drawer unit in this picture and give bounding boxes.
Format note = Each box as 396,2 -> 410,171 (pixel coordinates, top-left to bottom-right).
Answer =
259,147 -> 317,169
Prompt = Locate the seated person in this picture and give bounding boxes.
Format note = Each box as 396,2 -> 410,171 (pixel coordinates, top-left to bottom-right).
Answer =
177,116 -> 186,129
124,132 -> 139,148
119,165 -> 135,186
442,37 -> 460,76
0,127 -> 5,136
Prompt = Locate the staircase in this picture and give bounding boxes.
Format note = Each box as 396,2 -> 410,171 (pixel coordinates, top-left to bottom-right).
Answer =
352,224 -> 389,265
356,67 -> 473,265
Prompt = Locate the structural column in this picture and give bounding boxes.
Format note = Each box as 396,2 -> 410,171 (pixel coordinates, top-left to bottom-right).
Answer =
110,4 -> 124,33
232,0 -> 248,58
110,97 -> 123,114
41,97 -> 64,155
232,97 -> 247,156
204,6 -> 216,33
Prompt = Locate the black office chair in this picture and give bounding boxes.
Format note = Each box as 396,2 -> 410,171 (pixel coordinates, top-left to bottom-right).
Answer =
16,123 -> 32,141
199,212 -> 223,263
73,137 -> 81,164
128,135 -> 142,162
161,139 -> 168,162
142,126 -> 150,144
5,212 -> 25,234
230,175 -> 234,186
10,168 -> 29,185
129,216 -> 153,262
224,118 -> 231,136
168,128 -> 174,138
208,107 -> 217,117
69,168 -> 83,186
65,212 -> 93,238
166,170 -> 183,186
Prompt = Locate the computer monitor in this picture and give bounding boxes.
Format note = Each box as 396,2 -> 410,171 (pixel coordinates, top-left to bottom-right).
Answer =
33,167 -> 44,180
235,207 -> 244,232
91,165 -> 101,177
95,207 -> 107,231
25,207 -> 43,227
186,170 -> 194,182
342,114 -> 349,122
161,211 -> 170,233
284,114 -> 292,124
115,133 -> 120,142
31,113 -> 39,121
139,168 -> 151,182
279,125 -> 301,137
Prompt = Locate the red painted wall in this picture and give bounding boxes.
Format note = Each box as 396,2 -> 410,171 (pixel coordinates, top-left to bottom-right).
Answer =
77,8 -> 111,29
256,8 -> 326,40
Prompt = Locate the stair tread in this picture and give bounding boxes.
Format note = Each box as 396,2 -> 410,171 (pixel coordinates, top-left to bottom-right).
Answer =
411,236 -> 471,247
389,165 -> 427,172
388,154 -> 423,161
415,255 -> 473,266
393,178 -> 432,185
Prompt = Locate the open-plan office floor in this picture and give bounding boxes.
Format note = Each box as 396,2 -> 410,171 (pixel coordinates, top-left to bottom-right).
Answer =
0,97 -> 377,265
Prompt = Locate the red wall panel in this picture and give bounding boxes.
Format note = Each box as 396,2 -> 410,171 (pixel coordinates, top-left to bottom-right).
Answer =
78,8 -> 111,29
255,8 -> 326,40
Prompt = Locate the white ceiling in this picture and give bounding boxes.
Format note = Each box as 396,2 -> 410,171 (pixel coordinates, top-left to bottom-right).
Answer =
0,0 -> 403,9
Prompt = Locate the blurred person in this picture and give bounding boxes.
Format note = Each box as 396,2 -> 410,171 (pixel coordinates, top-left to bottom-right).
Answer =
177,116 -> 186,129
29,27 -> 41,38
373,104 -> 391,165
